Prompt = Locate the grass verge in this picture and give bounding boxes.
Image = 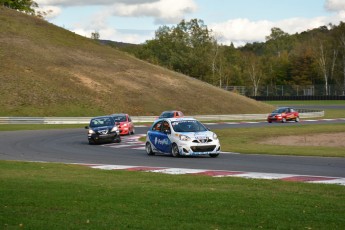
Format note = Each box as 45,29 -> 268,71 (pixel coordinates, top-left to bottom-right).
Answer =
0,124 -> 84,131
1,161 -> 344,229
216,123 -> 345,157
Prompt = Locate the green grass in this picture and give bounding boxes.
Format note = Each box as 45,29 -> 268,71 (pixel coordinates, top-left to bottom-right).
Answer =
0,124 -> 84,131
217,123 -> 345,157
1,161 -> 344,229
323,109 -> 345,118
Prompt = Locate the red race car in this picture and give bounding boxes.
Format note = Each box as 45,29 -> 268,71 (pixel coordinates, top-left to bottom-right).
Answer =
110,114 -> 135,135
158,110 -> 184,119
267,107 -> 300,123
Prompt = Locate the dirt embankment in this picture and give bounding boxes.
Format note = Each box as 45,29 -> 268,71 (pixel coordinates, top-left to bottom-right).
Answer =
259,132 -> 345,147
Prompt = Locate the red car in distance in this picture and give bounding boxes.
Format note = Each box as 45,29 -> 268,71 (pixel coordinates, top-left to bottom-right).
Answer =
110,114 -> 135,135
267,107 -> 300,123
158,110 -> 184,119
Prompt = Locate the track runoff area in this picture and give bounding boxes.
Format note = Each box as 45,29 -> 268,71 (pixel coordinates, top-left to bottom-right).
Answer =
84,133 -> 345,186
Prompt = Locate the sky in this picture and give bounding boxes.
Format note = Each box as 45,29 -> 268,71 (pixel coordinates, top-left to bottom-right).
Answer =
35,0 -> 345,47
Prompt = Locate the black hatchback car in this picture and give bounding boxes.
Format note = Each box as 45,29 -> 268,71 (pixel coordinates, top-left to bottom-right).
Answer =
85,116 -> 121,144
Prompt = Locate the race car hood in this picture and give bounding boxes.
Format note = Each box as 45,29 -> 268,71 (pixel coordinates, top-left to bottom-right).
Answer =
90,126 -> 114,133
179,131 -> 215,140
269,112 -> 281,116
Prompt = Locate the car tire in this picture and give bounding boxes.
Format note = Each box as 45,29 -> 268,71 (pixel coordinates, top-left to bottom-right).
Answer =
209,153 -> 219,158
145,142 -> 155,155
282,118 -> 286,123
295,117 -> 300,122
131,129 -> 135,135
88,139 -> 95,145
114,136 -> 121,143
171,143 -> 180,157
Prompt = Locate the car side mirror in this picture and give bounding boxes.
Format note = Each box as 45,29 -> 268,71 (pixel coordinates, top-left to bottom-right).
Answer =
85,126 -> 89,129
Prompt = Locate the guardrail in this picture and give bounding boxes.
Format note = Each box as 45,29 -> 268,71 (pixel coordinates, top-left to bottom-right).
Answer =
0,110 -> 324,124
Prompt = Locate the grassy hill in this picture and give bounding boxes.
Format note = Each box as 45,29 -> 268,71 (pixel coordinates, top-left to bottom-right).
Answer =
0,7 -> 273,117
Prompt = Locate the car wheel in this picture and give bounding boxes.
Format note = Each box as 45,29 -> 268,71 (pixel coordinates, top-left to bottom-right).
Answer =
295,117 -> 300,122
209,153 -> 219,158
145,142 -> 154,155
114,136 -> 121,143
282,118 -> 286,123
171,143 -> 180,157
268,120 -> 272,123
88,139 -> 95,145
131,128 -> 135,135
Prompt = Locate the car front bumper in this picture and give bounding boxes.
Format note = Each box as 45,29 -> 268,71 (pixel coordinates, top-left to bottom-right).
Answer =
177,142 -> 221,156
88,132 -> 118,142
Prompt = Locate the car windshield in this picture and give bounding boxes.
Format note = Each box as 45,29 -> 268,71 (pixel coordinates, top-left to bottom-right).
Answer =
159,112 -> 174,118
171,120 -> 207,132
90,117 -> 114,127
274,108 -> 287,113
112,115 -> 127,122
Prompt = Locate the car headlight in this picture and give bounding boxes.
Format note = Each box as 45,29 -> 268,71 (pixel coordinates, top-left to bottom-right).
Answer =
111,126 -> 118,132
213,133 -> 218,140
88,129 -> 95,134
179,134 -> 191,141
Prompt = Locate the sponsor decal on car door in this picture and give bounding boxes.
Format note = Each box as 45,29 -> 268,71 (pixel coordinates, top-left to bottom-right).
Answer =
149,131 -> 171,153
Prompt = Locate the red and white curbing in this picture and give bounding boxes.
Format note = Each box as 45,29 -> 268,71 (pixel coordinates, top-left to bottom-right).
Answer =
78,164 -> 345,186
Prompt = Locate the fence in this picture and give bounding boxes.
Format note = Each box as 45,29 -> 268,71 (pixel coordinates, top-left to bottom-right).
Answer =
224,84 -> 345,97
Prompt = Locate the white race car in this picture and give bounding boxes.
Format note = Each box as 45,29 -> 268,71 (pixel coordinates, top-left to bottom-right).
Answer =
145,118 -> 221,157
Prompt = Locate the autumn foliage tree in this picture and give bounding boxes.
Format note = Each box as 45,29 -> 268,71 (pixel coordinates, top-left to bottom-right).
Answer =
0,0 -> 38,14
123,20 -> 345,96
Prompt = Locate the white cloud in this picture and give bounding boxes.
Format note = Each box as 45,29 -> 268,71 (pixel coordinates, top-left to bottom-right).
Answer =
210,18 -> 272,47
210,14 -> 345,47
36,0 -> 159,7
110,0 -> 197,24
35,0 -> 345,46
73,27 -> 154,44
325,0 -> 345,12
35,5 -> 61,19
66,6 -> 155,44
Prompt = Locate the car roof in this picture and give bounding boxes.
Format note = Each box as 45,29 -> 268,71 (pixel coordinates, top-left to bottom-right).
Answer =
161,117 -> 196,122
111,113 -> 128,116
160,110 -> 182,113
91,115 -> 113,120
275,107 -> 294,109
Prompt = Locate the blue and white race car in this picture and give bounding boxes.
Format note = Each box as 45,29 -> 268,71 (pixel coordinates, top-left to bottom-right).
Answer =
145,118 -> 221,157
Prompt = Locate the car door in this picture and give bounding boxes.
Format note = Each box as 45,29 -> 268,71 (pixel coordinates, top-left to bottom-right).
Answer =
127,115 -> 134,132
148,120 -> 172,153
285,108 -> 294,120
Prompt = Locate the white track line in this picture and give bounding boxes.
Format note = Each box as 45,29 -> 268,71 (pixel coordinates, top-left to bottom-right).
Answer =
78,164 -> 345,186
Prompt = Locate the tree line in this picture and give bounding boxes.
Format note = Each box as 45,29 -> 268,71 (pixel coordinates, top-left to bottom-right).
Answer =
121,19 -> 345,96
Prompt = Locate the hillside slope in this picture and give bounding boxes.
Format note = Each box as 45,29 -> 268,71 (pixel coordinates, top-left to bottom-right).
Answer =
0,7 -> 273,116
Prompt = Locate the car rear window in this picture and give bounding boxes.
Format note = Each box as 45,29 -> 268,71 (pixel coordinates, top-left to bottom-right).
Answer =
112,115 -> 127,122
159,112 -> 174,118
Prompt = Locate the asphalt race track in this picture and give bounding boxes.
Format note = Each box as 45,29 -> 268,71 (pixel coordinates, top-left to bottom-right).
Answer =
0,119 -> 345,178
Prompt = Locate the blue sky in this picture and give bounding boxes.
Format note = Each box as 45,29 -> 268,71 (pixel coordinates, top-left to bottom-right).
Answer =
35,0 -> 345,46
